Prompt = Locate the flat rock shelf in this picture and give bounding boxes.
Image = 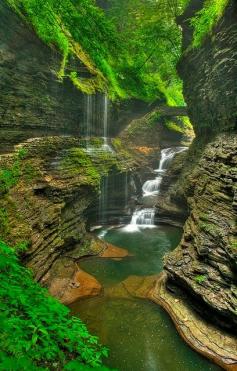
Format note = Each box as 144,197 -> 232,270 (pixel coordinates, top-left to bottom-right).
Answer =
149,273 -> 237,371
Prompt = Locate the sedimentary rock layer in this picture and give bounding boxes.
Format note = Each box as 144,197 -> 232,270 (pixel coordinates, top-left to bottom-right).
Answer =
164,134 -> 237,330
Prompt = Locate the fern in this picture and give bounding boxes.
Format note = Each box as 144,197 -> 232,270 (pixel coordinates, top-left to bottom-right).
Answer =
0,241 -> 110,370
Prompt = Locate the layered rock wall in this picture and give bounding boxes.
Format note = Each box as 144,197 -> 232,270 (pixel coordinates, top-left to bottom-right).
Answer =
0,2 -> 86,135
157,0 -> 237,335
165,134 -> 237,329
178,0 -> 237,134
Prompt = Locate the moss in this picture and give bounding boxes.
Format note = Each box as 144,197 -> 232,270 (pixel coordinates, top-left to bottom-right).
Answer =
199,221 -> 220,235
59,146 -> 128,189
194,274 -> 207,284
0,207 -> 9,238
165,121 -> 184,134
230,237 -> 237,250
191,0 -> 229,48
60,148 -> 101,188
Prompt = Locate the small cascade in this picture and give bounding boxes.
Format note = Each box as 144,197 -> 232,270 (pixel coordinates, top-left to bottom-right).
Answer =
126,146 -> 188,231
155,147 -> 187,173
131,208 -> 155,225
125,208 -> 155,231
143,147 -> 187,195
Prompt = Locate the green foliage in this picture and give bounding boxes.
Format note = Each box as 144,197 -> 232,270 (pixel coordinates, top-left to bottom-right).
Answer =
165,121 -> 184,134
5,0 -> 189,102
107,0 -> 188,103
61,148 -> 101,187
0,208 -> 9,237
191,0 -> 229,48
0,240 -> 109,370
22,162 -> 40,183
194,275 -> 207,284
0,149 -> 27,194
14,240 -> 30,255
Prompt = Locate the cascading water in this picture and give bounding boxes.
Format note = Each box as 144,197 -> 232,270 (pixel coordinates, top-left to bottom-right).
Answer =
99,176 -> 109,224
85,95 -> 93,151
84,93 -> 113,153
143,147 -> 187,195
86,95 -> 92,139
126,146 -> 188,231
101,95 -> 113,152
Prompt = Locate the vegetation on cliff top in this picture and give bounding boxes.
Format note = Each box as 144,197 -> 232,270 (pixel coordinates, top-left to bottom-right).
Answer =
5,0 -> 187,103
5,0 -> 228,101
191,0 -> 229,47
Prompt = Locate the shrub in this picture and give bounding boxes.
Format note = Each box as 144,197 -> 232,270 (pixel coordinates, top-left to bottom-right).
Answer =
0,241 -> 110,370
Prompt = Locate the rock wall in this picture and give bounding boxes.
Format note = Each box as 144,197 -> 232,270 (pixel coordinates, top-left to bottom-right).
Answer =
0,1 -> 153,151
160,0 -> 237,333
0,2 -> 86,137
0,137 -> 96,282
178,0 -> 237,134
164,134 -> 237,329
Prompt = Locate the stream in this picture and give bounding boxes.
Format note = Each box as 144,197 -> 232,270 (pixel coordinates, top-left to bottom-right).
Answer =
71,98 -> 220,370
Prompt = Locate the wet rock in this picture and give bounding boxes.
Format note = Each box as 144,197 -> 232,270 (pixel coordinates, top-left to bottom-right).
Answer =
100,243 -> 130,259
164,134 -> 237,330
149,273 -> 237,371
48,267 -> 102,305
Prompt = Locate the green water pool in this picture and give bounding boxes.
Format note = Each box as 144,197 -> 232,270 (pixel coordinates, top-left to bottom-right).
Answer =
70,226 -> 221,371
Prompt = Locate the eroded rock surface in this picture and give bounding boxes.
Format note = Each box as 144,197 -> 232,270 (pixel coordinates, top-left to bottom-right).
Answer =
0,136 -> 131,286
149,273 -> 237,371
164,134 -> 237,330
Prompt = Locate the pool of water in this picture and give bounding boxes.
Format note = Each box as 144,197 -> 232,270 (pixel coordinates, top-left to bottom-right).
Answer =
70,226 -> 220,371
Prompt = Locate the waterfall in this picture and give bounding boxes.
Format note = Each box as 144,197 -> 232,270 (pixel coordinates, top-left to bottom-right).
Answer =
99,176 -> 109,224
103,95 -> 108,145
155,147 -> 187,173
143,147 -> 187,195
102,95 -> 113,152
85,95 -> 93,142
125,146 -> 188,231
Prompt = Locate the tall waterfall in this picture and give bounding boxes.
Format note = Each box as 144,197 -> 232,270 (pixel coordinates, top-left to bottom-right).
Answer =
99,176 -> 109,224
102,95 -> 112,151
84,93 -> 113,153
126,146 -> 187,231
85,95 -> 93,142
103,95 -> 108,145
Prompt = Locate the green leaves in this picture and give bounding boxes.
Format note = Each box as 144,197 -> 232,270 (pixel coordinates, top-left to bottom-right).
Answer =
191,0 -> 229,48
6,0 -> 187,101
0,241 -> 110,370
0,148 -> 28,194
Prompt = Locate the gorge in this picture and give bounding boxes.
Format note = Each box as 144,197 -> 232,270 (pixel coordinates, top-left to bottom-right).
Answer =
0,0 -> 236,370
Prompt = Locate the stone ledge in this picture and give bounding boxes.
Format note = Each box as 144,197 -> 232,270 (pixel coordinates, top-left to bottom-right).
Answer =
148,272 -> 237,371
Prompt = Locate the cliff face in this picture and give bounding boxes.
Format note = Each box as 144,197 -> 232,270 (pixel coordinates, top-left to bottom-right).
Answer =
160,0 -> 237,333
0,2 -> 86,137
0,2 -> 153,151
178,0 -> 237,135
0,137 -> 134,291
165,134 -> 237,329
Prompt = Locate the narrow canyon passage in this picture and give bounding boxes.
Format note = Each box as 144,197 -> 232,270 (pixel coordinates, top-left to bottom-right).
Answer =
0,0 -> 236,369
70,148 -> 220,371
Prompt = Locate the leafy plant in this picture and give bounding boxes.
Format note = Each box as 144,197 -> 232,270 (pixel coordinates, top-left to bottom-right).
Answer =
191,0 -> 229,47
0,148 -> 28,194
0,240 -> 110,370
